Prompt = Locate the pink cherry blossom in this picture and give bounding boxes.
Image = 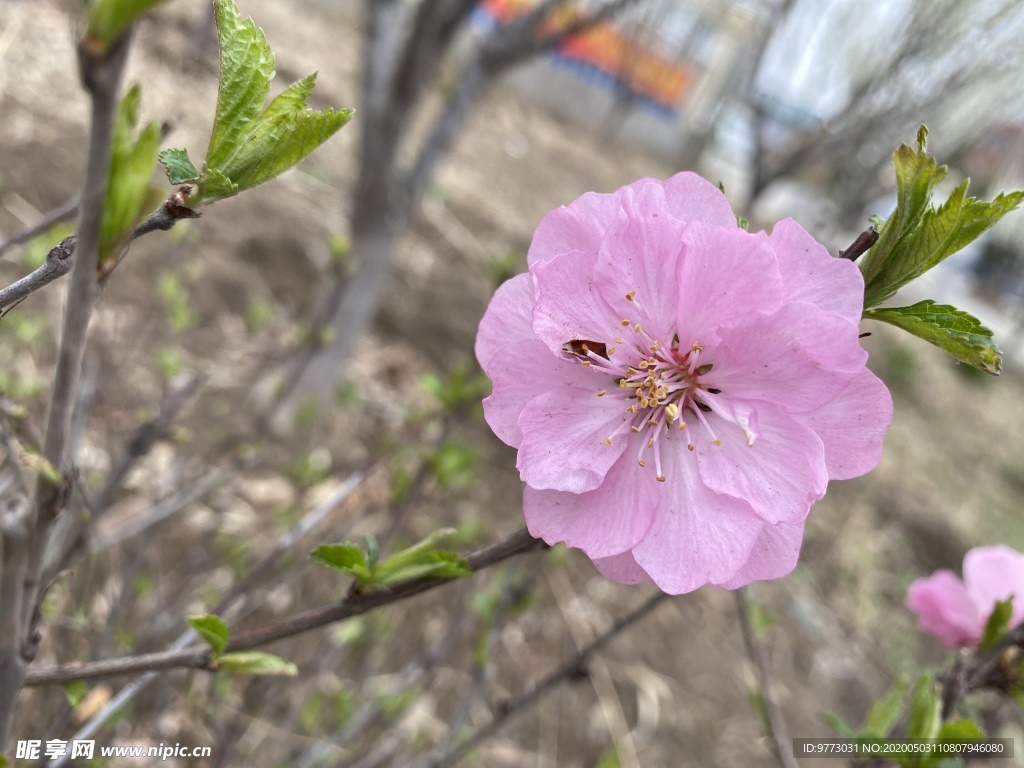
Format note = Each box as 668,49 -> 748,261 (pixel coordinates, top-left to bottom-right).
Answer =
475,173 -> 893,594
906,545 -> 1024,649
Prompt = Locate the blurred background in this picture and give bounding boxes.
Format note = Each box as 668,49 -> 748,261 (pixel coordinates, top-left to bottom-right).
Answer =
2,0 -> 1024,765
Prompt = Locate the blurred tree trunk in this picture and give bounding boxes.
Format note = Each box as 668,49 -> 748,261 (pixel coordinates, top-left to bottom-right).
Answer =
271,0 -> 642,430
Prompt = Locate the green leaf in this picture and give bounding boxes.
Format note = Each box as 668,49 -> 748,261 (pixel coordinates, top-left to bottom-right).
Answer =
820,711 -> 857,739
215,651 -> 297,676
980,597 -> 1014,651
218,73 -> 353,191
100,85 -> 163,265
86,0 -> 164,50
189,0 -> 352,207
859,129 -> 1024,308
206,0 -> 276,171
374,550 -> 473,585
159,147 -> 200,184
309,542 -> 373,584
864,301 -> 1002,374
863,675 -> 908,738
192,168 -> 239,207
62,680 -> 89,708
186,614 -> 229,657
926,719 -> 986,768
906,673 -> 941,740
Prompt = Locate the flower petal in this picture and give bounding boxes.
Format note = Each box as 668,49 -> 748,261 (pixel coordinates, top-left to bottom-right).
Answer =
705,302 -> 865,413
792,368 -> 893,480
593,183 -> 686,343
516,385 -> 630,493
476,273 -> 537,376
694,401 -> 827,525
907,571 -> 981,649
715,522 -> 804,589
769,218 -> 865,325
632,435 -> 763,594
675,223 -> 784,350
527,191 -> 624,265
964,545 -> 1024,629
524,456 -> 658,558
526,173 -> 736,266
659,172 -> 738,228
592,549 -> 655,586
483,339 -> 600,448
531,249 -> 622,357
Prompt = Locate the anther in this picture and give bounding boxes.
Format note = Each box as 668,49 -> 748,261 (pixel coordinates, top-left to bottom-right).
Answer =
625,290 -> 636,301
620,319 -> 630,327
597,390 -> 607,397
638,459 -> 647,467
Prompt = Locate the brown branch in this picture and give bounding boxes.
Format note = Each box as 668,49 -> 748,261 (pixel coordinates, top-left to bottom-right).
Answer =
0,26 -> 135,748
25,527 -> 543,686
432,591 -> 670,768
839,226 -> 879,262
735,588 -> 799,768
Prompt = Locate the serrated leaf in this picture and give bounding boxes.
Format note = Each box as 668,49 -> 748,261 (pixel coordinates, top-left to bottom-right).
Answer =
62,680 -> 89,708
159,147 -> 200,184
864,300 -> 1002,374
980,598 -> 1014,651
86,0 -> 164,50
217,73 -> 353,191
310,542 -> 373,584
863,675 -> 908,738
215,651 -> 297,676
906,673 -> 941,740
100,85 -> 162,264
206,0 -> 276,170
192,168 -> 239,207
860,129 -> 1024,307
186,614 -> 229,657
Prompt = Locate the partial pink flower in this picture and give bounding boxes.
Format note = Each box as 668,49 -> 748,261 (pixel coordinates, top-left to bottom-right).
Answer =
475,173 -> 893,594
906,545 -> 1024,649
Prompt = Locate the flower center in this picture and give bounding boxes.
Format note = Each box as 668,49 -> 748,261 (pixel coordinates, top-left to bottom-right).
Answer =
561,290 -> 726,483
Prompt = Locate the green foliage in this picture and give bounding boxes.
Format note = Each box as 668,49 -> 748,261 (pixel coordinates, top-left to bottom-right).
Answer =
100,85 -> 163,266
158,0 -> 353,207
376,685 -> 420,720
186,614 -> 295,675
310,528 -> 472,589
980,598 -> 1014,651
906,673 -> 941,741
245,299 -> 277,333
595,744 -> 622,768
62,680 -> 89,708
215,651 -> 298,676
865,301 -> 1001,375
85,0 -> 164,50
863,675 -> 909,738
419,363 -> 490,411
860,126 -> 1024,309
157,272 -> 196,332
187,614 -> 229,656
428,440 -> 478,488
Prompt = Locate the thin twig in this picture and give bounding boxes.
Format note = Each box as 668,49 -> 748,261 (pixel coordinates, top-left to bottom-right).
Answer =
0,26 -> 134,747
735,588 -> 799,768
434,591 -> 671,768
0,199 -> 79,260
25,527 -> 543,686
839,226 -> 879,262
0,237 -> 76,311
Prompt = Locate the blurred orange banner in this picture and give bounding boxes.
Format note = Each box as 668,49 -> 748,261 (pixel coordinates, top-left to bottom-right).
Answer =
481,0 -> 694,114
